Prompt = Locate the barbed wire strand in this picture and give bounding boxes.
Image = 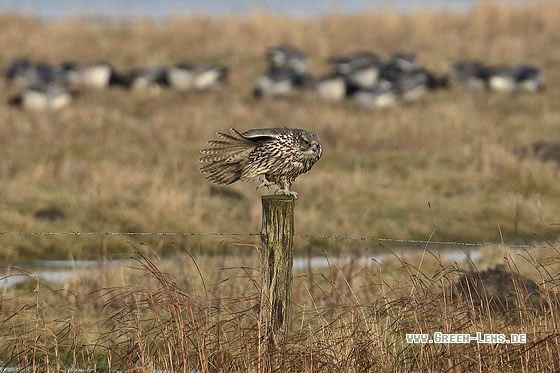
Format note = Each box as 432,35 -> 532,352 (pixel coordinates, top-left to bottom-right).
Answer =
0,230 -> 558,250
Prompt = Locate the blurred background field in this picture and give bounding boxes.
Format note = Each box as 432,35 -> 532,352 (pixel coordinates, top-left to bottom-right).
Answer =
0,1 -> 559,261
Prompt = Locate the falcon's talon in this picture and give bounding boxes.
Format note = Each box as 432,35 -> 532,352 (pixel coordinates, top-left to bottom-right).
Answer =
256,180 -> 275,190
275,188 -> 298,199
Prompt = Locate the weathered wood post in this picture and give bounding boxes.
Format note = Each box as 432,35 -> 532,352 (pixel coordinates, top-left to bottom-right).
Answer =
260,194 -> 296,345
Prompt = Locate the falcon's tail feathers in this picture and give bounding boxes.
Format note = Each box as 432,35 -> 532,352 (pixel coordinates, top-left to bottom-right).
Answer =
199,128 -> 255,162
199,128 -> 256,185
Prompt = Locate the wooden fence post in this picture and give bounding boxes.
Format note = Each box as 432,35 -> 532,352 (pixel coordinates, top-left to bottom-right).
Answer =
260,194 -> 295,346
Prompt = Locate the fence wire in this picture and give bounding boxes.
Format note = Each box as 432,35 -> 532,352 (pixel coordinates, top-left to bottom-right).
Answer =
0,230 -> 558,250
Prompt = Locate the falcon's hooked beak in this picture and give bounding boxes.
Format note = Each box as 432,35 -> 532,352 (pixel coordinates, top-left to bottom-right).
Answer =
310,143 -> 321,154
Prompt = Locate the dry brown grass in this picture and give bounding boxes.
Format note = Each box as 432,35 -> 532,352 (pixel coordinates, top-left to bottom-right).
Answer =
2,244 -> 560,371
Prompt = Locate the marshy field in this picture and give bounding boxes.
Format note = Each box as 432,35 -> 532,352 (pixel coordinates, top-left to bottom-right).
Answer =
2,2 -> 560,371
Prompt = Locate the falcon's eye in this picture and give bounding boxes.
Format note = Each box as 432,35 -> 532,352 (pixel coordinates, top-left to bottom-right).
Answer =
300,137 -> 311,149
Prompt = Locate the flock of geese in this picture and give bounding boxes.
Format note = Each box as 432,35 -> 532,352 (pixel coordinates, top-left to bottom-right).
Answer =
4,44 -> 544,111
5,58 -> 228,110
254,45 -> 544,108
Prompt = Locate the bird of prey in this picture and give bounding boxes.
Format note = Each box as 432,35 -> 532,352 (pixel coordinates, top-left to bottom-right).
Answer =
200,127 -> 322,199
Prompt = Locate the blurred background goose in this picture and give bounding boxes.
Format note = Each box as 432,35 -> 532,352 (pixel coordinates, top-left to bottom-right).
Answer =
329,52 -> 383,94
266,44 -> 308,75
254,44 -> 309,98
166,63 -> 228,92
447,60 -> 489,91
314,74 -> 347,101
355,80 -> 399,110
125,66 -> 168,91
9,84 -> 74,111
60,61 -> 116,89
486,65 -> 517,93
5,59 -> 61,88
254,67 -> 305,98
513,65 -> 544,92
